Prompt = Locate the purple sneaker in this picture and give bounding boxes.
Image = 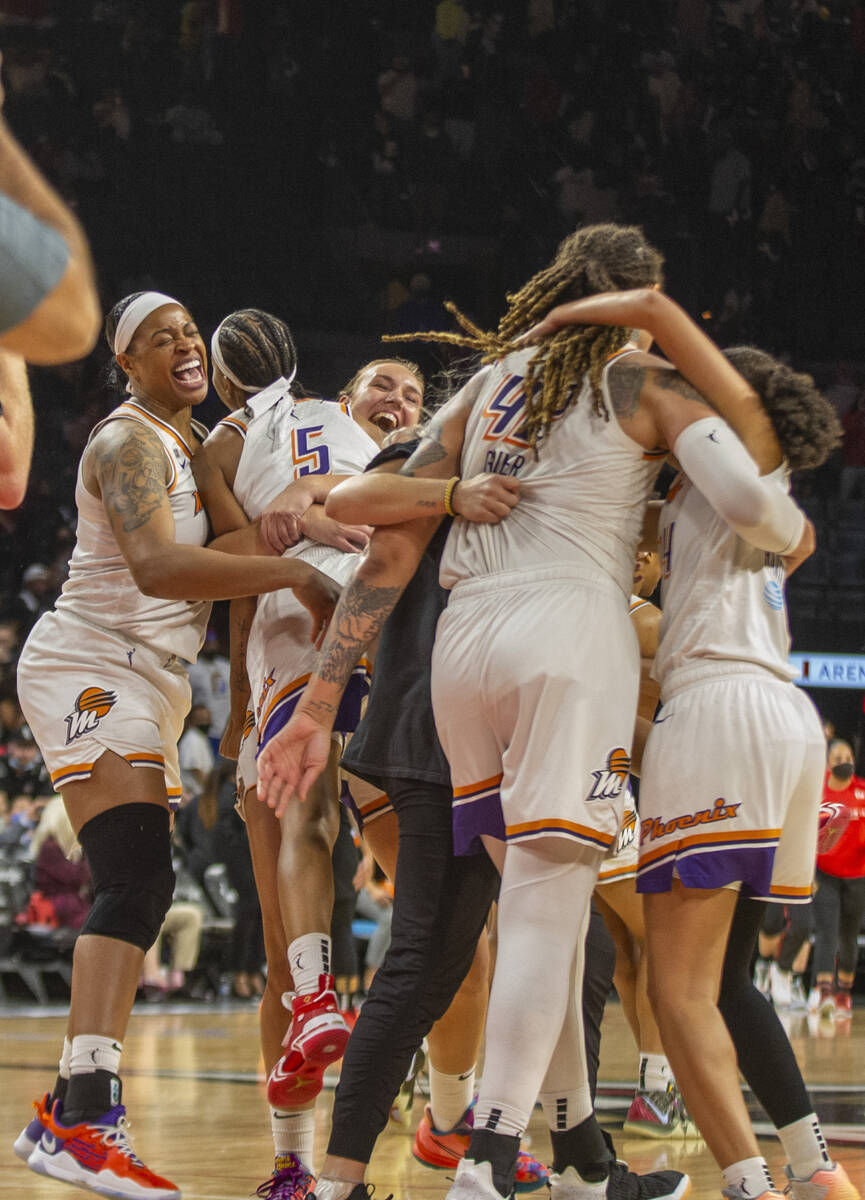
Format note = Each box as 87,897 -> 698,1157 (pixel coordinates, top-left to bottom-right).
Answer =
256,1153 -> 315,1199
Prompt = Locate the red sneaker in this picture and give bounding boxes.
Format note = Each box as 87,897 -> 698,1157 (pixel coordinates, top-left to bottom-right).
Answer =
28,1099 -> 179,1198
266,974 -> 350,1109
835,990 -> 853,1017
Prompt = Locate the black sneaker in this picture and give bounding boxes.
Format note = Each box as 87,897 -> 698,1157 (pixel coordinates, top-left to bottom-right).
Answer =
549,1161 -> 690,1200
308,1186 -> 392,1200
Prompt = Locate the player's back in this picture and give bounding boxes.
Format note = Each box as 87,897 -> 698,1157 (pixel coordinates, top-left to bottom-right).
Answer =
653,466 -> 795,697
440,348 -> 664,597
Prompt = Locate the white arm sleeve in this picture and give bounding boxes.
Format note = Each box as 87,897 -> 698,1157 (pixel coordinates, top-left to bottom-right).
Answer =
673,417 -> 805,554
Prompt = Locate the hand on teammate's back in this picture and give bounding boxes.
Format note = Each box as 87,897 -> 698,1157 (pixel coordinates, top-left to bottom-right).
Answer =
454,473 -> 520,522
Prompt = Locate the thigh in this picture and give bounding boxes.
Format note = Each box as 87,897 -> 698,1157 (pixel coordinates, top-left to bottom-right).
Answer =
644,881 -> 739,1002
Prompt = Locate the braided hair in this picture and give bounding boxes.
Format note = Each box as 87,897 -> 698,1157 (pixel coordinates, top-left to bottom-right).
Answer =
723,347 -> 842,471
215,308 -> 303,396
103,292 -> 145,393
385,223 -> 664,455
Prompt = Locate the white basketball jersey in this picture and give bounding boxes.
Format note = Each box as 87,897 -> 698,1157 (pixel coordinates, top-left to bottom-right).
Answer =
440,347 -> 665,596
653,464 -> 795,693
56,401 -> 211,662
228,381 -> 380,533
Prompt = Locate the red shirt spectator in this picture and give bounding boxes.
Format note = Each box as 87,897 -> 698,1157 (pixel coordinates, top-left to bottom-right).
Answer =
817,761 -> 865,879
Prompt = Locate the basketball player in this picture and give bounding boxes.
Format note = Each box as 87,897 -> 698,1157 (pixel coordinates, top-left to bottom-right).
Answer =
259,223 -> 811,1200
12,292 -> 339,1200
595,557 -> 698,1141
530,287 -> 857,1200
193,313 -> 424,1199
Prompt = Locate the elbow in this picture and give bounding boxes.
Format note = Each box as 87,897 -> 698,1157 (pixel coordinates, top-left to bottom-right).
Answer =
0,474 -> 28,510
129,558 -> 175,599
325,478 -> 365,523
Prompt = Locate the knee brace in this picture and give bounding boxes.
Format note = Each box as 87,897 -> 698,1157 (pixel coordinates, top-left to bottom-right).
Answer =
78,803 -> 175,952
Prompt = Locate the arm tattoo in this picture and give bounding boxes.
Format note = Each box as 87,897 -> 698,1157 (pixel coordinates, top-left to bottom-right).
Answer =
400,434 -> 447,476
318,579 -> 402,688
651,368 -> 708,407
607,362 -> 647,419
95,424 -> 168,533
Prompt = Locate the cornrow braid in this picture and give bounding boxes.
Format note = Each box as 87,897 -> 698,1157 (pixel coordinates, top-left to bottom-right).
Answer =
216,308 -> 301,395
384,223 -> 664,456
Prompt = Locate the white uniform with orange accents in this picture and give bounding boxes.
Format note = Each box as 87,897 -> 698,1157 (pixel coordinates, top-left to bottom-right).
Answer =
223,381 -> 380,753
17,402 -> 210,803
596,596 -> 648,885
637,467 -> 825,902
431,347 -> 665,857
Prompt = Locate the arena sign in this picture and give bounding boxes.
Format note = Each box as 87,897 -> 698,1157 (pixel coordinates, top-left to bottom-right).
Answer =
790,653 -> 865,688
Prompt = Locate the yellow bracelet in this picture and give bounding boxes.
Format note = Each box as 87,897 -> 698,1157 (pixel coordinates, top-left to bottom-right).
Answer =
443,476 -> 460,517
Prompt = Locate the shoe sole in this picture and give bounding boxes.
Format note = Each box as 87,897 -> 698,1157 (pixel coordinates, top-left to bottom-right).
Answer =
267,1025 -> 351,1108
28,1148 -> 179,1199
622,1119 -> 687,1140
13,1131 -> 40,1161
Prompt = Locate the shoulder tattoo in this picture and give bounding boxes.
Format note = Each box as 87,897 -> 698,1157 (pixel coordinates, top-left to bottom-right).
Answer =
607,361 -> 647,419
651,368 -> 707,407
95,423 -> 169,533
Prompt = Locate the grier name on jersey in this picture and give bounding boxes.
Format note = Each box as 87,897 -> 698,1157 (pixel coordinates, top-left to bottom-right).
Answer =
485,448 -> 526,476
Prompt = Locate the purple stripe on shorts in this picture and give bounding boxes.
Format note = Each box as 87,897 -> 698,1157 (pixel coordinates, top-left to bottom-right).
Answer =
257,673 -> 369,754
637,843 -> 777,896
453,789 -> 506,856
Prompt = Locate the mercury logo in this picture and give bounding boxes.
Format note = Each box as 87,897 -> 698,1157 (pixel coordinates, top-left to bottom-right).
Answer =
64,687 -> 118,745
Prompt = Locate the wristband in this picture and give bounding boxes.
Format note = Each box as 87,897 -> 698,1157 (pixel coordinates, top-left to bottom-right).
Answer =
443,476 -> 460,517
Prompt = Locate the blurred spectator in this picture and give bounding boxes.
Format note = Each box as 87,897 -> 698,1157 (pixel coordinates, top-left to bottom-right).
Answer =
0,726 -> 51,800
140,900 -> 205,1000
811,739 -> 865,1017
433,0 -> 470,82
377,54 -> 418,125
353,867 -> 393,991
12,562 -> 55,633
29,793 -> 91,929
0,793 -> 43,851
179,704 -> 215,802
186,629 -> 231,751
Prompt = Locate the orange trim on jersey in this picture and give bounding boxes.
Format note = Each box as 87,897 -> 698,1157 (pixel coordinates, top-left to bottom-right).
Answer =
629,598 -> 649,613
642,448 -> 668,460
50,762 -> 96,786
260,673 -> 312,730
118,401 -> 195,458
665,474 -> 685,503
218,416 -> 248,437
123,751 -> 165,768
453,773 -> 504,799
506,818 -> 615,847
639,826 -> 782,869
605,345 -> 638,364
768,883 -> 812,898
597,863 -> 638,883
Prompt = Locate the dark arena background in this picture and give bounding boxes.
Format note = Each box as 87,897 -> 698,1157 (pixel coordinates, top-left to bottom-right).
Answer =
0,3 -> 863,1199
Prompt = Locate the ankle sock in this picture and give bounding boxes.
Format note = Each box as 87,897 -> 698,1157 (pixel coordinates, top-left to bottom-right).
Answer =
288,933 -> 331,996
549,1114 -> 611,1180
639,1052 -> 674,1093
429,1062 -> 475,1131
271,1106 -> 315,1172
722,1156 -> 774,1197
779,1113 -> 831,1179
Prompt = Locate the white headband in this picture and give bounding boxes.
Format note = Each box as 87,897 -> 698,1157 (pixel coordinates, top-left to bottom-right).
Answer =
114,291 -> 183,356
211,318 -> 297,394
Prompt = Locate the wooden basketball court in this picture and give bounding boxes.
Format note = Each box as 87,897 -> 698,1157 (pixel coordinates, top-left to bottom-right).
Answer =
1,998 -> 862,1199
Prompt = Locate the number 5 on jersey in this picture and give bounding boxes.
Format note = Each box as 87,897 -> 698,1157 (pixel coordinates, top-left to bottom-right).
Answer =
292,425 -> 332,478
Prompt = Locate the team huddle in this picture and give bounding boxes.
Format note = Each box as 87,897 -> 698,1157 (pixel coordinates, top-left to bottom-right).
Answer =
9,224 -> 860,1200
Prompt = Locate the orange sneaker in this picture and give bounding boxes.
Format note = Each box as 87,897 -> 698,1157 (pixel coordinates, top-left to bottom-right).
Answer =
27,1099 -> 179,1198
412,1104 -> 548,1191
785,1162 -> 861,1200
267,974 -> 351,1109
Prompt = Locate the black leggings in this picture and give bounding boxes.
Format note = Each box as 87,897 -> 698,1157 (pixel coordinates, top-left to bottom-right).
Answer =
327,777 -> 500,1162
812,870 -> 865,977
719,894 -> 813,1129
761,900 -> 814,972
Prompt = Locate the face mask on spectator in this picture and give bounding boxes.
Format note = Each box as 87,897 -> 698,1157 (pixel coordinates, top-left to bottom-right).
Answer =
830,762 -> 854,782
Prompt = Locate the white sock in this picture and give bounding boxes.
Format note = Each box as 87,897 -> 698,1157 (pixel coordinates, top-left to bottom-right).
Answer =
722,1156 -> 775,1197
429,1062 -> 475,1131
271,1106 -> 316,1172
69,1035 -> 122,1077
288,933 -> 331,996
313,1180 -> 357,1200
779,1114 -> 831,1179
639,1052 -> 674,1093
59,1036 -> 72,1080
